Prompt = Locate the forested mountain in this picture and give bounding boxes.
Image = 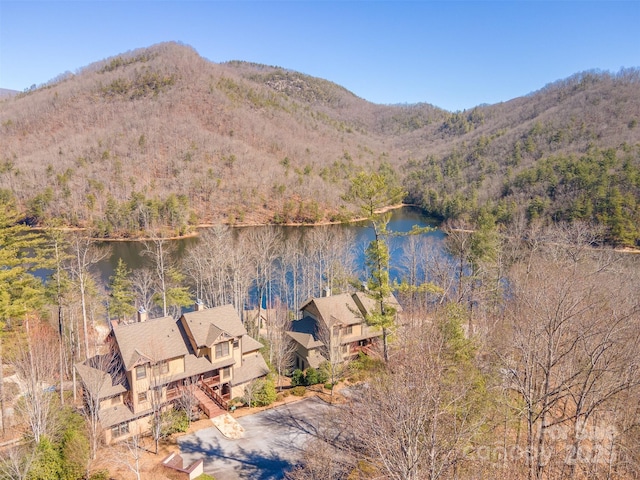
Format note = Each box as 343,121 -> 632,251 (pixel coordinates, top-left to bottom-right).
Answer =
1,42 -> 639,243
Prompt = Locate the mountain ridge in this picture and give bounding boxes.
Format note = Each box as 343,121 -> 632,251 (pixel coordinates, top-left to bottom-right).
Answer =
1,42 -> 639,243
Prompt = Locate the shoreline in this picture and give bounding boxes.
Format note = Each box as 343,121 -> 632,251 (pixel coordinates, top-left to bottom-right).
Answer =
33,203 -> 424,242
26,210 -> 640,255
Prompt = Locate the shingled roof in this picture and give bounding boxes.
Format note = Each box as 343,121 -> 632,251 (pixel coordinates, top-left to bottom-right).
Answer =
288,316 -> 325,349
352,291 -> 403,316
232,352 -> 270,386
181,304 -> 247,348
241,334 -> 264,354
112,316 -> 188,371
75,361 -> 127,399
300,293 -> 363,328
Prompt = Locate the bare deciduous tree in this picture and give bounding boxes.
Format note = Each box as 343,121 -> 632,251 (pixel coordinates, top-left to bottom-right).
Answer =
78,350 -> 125,460
177,375 -> 200,424
131,267 -> 155,314
183,226 -> 253,316
496,248 -> 640,480
12,320 -> 60,444
336,319 -> 484,480
0,444 -> 38,480
242,379 -> 261,408
266,300 -> 296,390
317,318 -> 347,403
142,237 -> 172,317
67,234 -> 107,359
109,427 -> 145,480
246,226 -> 282,320
285,438 -> 354,480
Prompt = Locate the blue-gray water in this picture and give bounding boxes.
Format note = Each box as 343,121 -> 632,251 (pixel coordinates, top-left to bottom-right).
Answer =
95,206 -> 444,284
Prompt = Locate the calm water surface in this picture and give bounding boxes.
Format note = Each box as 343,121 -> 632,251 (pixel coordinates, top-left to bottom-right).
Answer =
95,206 -> 445,283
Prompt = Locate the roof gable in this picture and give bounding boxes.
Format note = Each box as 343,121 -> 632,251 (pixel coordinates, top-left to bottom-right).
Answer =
181,304 -> 247,347
302,293 -> 363,328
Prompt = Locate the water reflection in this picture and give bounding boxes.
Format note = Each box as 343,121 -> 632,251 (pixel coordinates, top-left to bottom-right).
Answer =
96,206 -> 444,284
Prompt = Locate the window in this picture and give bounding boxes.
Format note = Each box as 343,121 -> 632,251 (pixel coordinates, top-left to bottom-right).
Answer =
111,422 -> 129,438
215,342 -> 230,359
138,391 -> 148,403
135,365 -> 146,380
152,361 -> 169,376
341,344 -> 349,354
233,339 -> 239,349
344,325 -> 353,335
221,367 -> 231,379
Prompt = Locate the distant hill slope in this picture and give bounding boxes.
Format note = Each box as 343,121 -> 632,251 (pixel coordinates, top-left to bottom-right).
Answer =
1,42 -> 639,243
0,88 -> 18,98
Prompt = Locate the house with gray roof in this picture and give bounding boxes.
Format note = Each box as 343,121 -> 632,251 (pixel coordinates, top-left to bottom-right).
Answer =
76,302 -> 269,444
288,290 -> 402,371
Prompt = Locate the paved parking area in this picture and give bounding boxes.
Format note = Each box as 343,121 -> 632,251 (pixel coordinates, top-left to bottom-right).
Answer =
178,396 -> 334,480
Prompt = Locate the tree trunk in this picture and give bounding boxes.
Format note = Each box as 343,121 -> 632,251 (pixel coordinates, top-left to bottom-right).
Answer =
382,326 -> 389,363
59,305 -> 64,405
80,275 -> 90,359
0,337 -> 4,436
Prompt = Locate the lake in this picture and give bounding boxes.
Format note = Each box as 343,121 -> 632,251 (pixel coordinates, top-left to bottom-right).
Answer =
95,206 -> 444,284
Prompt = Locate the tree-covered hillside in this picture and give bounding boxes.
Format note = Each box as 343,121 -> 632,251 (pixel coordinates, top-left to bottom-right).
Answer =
1,42 -> 639,244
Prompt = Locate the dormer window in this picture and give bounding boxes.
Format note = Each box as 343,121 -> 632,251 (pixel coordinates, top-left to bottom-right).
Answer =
215,342 -> 230,359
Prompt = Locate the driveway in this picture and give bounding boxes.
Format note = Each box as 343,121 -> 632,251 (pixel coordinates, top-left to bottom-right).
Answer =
178,396 -> 334,480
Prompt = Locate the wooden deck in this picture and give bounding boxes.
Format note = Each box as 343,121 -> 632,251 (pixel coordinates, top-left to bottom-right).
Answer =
162,375 -> 230,419
192,388 -> 226,419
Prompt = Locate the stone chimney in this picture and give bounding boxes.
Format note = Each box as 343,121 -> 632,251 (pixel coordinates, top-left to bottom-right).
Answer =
137,307 -> 148,323
323,286 -> 332,297
195,299 -> 205,311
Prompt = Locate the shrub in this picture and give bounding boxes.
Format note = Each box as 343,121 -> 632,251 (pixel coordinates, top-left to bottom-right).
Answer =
253,378 -> 277,407
291,369 -> 305,387
324,383 -> 334,390
160,409 -> 190,437
351,351 -> 384,373
291,386 -> 306,397
317,368 -> 329,384
29,438 -> 62,479
293,367 -> 331,387
56,408 -> 89,480
305,367 -> 320,385
89,470 -> 110,480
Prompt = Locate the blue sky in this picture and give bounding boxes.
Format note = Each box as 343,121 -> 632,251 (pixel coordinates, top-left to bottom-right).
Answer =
1,1 -> 638,111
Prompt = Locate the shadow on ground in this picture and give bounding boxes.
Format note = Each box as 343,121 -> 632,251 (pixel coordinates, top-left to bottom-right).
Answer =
178,396 -> 333,480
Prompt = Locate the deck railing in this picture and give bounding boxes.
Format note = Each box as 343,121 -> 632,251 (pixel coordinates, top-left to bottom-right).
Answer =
199,379 -> 229,410
166,386 -> 181,402
201,375 -> 220,387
